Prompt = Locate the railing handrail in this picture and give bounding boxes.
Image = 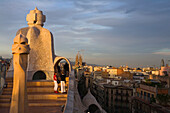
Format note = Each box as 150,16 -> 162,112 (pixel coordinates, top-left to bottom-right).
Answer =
64,70 -> 75,113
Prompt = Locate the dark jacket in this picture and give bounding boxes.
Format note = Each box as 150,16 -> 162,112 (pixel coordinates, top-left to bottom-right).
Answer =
60,74 -> 66,81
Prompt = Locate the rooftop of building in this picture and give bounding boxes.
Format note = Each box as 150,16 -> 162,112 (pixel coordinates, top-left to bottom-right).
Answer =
141,79 -> 167,88
103,84 -> 133,90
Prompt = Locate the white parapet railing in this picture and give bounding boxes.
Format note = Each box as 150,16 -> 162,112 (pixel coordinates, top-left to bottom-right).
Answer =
64,70 -> 75,113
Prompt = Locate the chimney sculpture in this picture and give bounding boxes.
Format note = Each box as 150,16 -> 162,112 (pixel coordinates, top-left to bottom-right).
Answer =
10,32 -> 30,113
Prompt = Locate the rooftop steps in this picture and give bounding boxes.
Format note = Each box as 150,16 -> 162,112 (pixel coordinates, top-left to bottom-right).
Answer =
0,77 -> 69,113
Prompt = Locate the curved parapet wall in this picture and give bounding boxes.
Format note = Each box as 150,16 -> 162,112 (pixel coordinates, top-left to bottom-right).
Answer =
54,56 -> 74,113
54,56 -> 72,73
64,70 -> 75,113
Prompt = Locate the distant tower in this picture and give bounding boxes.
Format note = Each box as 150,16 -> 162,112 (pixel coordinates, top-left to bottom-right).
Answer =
79,54 -> 82,67
75,53 -> 79,68
161,59 -> 165,67
75,52 -> 83,68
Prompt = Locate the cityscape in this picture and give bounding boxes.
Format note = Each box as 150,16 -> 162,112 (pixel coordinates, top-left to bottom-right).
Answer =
0,0 -> 170,113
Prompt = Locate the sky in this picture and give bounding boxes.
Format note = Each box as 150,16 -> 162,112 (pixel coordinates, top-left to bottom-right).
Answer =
0,0 -> 170,67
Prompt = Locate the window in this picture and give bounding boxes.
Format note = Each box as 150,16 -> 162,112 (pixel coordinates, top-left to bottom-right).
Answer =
111,89 -> 113,95
116,89 -> 118,94
126,91 -> 129,96
115,97 -> 118,101
148,93 -> 150,101
126,96 -> 129,103
141,91 -> 143,98
144,92 -> 146,100
152,94 -> 154,98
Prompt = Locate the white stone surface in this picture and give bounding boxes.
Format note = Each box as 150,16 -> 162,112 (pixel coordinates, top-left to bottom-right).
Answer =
7,8 -> 72,80
10,32 -> 29,113
7,8 -> 55,80
82,89 -> 106,113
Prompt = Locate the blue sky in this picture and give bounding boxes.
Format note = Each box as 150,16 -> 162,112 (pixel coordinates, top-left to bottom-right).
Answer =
0,0 -> 170,67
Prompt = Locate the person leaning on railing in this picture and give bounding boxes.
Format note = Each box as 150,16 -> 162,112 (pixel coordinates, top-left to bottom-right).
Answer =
53,72 -> 59,93
60,71 -> 66,94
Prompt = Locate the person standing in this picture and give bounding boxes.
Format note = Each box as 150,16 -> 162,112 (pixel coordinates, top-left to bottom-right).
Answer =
53,73 -> 58,93
60,71 -> 66,93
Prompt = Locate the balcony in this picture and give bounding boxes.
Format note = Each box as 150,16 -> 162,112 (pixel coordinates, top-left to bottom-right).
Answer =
140,84 -> 157,93
115,92 -> 129,96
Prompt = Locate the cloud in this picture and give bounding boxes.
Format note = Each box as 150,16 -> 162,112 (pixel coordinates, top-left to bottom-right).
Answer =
152,48 -> 170,55
153,52 -> 170,56
124,8 -> 136,14
0,0 -> 170,67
